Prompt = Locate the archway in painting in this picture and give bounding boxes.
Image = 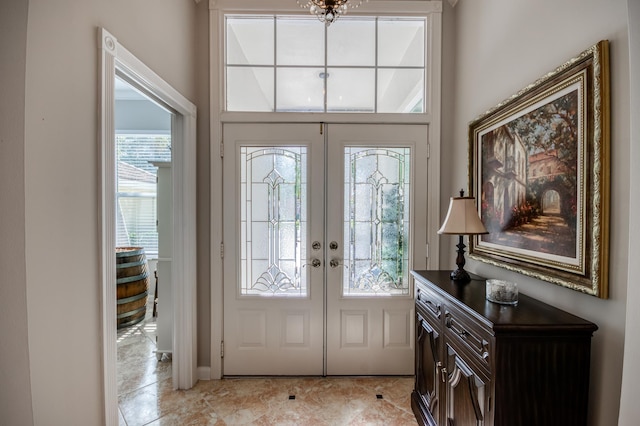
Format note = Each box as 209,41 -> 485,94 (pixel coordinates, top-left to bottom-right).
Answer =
542,189 -> 561,214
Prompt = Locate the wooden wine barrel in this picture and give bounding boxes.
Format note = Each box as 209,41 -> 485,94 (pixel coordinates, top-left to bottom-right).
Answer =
116,247 -> 149,329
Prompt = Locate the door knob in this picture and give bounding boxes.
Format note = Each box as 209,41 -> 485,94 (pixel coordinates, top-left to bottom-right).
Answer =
329,259 -> 347,269
304,258 -> 322,268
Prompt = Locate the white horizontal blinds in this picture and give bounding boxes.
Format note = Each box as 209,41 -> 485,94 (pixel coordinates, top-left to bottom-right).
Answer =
225,16 -> 426,113
117,196 -> 157,251
116,135 -> 171,257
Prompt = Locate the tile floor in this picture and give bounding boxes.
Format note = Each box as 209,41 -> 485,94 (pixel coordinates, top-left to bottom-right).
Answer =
116,302 -> 418,425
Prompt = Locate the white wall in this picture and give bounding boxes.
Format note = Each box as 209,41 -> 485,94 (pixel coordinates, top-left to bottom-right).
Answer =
618,0 -> 640,423
0,0 -> 34,424
443,1 -> 630,424
20,0 -> 197,422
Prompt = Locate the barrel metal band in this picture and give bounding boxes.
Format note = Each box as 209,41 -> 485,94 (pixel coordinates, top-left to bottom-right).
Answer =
116,259 -> 147,269
116,248 -> 145,258
116,290 -> 149,305
116,272 -> 149,284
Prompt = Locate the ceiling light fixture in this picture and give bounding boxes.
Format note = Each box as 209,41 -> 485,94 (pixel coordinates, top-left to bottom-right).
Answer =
296,0 -> 368,26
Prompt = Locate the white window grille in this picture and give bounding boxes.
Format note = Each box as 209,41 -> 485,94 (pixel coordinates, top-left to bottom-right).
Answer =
225,15 -> 426,113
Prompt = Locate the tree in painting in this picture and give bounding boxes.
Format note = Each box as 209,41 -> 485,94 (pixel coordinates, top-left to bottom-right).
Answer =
481,89 -> 579,258
507,90 -> 579,180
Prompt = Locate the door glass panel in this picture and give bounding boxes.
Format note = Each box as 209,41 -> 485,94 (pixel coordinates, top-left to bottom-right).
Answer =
343,147 -> 411,296
240,146 -> 308,297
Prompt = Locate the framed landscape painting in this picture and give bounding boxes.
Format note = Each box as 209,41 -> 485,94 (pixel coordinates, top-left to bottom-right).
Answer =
468,40 -> 610,298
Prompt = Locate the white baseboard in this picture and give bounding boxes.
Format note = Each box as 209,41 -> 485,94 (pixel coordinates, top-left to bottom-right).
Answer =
197,366 -> 212,380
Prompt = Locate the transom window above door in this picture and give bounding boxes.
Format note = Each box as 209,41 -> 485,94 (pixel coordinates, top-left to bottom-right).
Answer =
225,16 -> 426,113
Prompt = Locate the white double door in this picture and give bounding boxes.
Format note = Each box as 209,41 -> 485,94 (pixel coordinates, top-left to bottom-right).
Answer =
222,123 -> 428,376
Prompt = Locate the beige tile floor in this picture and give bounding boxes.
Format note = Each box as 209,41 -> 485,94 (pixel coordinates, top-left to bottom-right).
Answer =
117,303 -> 418,425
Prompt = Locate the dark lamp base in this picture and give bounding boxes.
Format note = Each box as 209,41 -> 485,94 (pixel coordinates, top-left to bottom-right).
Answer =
451,235 -> 471,283
450,268 -> 470,283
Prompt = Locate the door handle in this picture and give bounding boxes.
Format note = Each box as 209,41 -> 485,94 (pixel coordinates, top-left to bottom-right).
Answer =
329,259 -> 348,269
304,258 -> 322,268
436,361 -> 444,382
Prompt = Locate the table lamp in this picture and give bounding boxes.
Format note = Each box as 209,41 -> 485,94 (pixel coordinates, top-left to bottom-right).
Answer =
438,190 -> 488,282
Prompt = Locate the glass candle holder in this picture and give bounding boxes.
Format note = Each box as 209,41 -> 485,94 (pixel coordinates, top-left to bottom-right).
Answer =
486,279 -> 518,305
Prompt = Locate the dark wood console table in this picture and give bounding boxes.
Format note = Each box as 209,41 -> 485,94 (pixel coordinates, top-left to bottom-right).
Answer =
411,270 -> 597,426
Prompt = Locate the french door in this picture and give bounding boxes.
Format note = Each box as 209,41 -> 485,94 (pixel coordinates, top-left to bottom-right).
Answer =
222,123 -> 428,376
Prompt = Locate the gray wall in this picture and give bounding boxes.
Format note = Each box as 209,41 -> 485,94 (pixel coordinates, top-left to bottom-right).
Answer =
18,0 -> 197,422
0,0 -> 34,423
194,0 -> 212,377
442,1 -> 630,424
3,0 -> 638,423
619,0 -> 640,423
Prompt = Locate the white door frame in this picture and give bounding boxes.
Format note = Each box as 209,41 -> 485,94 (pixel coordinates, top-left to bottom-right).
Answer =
209,0 -> 443,379
98,27 -> 198,426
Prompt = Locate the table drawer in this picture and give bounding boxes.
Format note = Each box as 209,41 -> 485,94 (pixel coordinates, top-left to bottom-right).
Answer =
444,306 -> 492,372
416,284 -> 443,323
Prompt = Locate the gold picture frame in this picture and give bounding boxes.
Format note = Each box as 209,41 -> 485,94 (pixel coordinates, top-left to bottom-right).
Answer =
468,40 -> 610,298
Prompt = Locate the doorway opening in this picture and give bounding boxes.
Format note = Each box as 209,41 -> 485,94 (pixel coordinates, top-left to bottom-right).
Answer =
114,75 -> 174,411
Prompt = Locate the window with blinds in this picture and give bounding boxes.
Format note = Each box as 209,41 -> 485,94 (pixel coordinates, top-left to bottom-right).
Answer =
116,134 -> 171,258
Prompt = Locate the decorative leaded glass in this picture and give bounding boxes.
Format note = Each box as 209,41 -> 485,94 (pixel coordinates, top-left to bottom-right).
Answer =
343,147 -> 411,296
240,147 -> 307,296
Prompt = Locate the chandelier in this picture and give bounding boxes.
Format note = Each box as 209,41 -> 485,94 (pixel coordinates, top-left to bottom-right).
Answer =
296,0 -> 368,26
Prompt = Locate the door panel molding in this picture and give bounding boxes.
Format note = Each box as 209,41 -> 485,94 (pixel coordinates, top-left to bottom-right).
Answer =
341,310 -> 369,348
383,309 -> 412,348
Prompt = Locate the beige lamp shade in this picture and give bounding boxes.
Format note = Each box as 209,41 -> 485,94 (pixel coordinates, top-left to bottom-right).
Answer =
438,197 -> 488,235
